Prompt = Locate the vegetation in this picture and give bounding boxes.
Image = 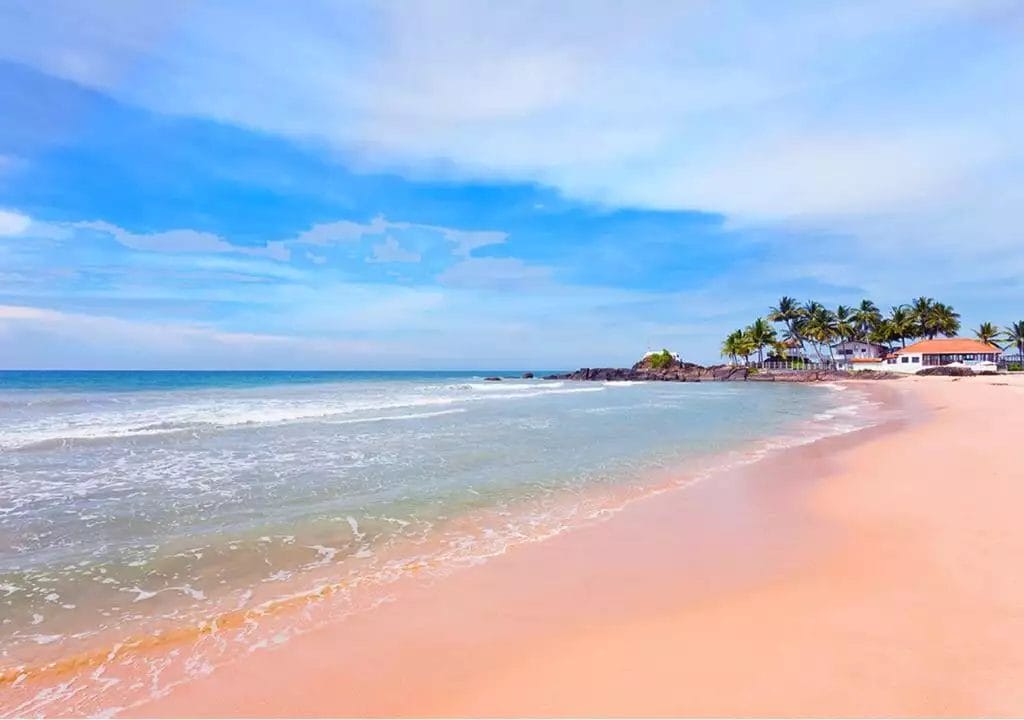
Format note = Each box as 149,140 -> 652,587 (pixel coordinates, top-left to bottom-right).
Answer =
1005,321 -> 1024,361
646,349 -> 675,369
974,322 -> 1001,345
721,295 -> 1016,366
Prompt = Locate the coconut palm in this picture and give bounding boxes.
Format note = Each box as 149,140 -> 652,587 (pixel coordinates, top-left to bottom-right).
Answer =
887,305 -> 914,347
853,299 -> 883,340
721,329 -> 755,366
835,305 -> 856,344
869,318 -> 897,347
745,317 -> 778,365
924,302 -> 961,338
973,322 -> 1002,347
768,296 -> 806,342
803,303 -> 838,363
909,296 -> 935,339
1004,321 -> 1024,362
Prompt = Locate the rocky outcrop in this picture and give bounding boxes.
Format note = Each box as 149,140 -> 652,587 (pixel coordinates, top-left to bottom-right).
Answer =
483,376 -> 503,381
521,372 -> 534,379
916,366 -> 975,377
544,357 -> 901,383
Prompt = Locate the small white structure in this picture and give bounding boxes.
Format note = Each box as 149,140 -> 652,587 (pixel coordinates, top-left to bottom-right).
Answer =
780,338 -> 808,360
848,357 -> 886,372
882,338 -> 1003,374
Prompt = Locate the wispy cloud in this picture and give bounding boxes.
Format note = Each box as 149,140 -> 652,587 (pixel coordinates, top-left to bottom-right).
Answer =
0,208 -> 31,236
281,215 -> 506,257
438,258 -> 550,290
74,220 -> 291,260
367,236 -> 421,264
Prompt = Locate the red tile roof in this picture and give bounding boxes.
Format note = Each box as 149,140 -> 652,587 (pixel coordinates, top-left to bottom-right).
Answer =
895,338 -> 1002,355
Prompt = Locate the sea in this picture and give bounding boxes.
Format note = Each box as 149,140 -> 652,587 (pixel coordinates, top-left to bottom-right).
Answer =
0,370 -> 881,716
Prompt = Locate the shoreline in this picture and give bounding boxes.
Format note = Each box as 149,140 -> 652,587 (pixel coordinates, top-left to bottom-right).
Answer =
12,375 -> 1024,716
1,380 -> 870,717
126,377 -> 1024,717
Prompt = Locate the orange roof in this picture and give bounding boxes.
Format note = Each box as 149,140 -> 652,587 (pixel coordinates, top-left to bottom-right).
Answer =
895,338 -> 1002,355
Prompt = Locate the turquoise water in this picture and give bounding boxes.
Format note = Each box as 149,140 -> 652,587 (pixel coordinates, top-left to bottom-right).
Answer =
0,371 -> 873,716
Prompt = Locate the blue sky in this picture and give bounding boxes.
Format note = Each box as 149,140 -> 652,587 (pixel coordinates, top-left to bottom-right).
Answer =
1,1 -> 1022,369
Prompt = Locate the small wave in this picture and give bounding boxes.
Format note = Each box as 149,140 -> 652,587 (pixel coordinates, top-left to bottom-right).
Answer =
324,409 -> 466,425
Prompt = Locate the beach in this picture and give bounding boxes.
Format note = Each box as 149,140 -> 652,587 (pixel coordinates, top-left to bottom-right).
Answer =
119,374 -> 1024,717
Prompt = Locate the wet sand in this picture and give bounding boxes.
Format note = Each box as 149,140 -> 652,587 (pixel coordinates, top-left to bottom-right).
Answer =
130,375 -> 1024,717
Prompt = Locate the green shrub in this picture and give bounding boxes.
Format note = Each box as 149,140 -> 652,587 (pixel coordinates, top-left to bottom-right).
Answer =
748,367 -> 759,375
648,349 -> 674,369
1009,363 -> 1023,372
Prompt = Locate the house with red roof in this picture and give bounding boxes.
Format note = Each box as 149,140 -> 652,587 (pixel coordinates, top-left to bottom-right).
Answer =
880,338 -> 1003,373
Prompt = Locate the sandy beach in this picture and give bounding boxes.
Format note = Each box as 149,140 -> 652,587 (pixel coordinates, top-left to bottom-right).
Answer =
125,375 -> 1024,717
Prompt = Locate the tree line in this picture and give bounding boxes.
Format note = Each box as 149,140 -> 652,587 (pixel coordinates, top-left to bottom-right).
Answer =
721,296 -> 1024,366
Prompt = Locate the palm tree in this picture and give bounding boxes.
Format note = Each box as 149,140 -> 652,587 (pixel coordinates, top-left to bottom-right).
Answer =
925,302 -> 961,338
973,322 -> 1002,347
853,299 -> 883,341
888,305 -> 914,347
1004,321 -> 1024,362
746,317 -> 778,365
721,330 -> 744,365
869,318 -> 897,347
835,305 -> 856,344
803,303 -> 838,364
909,297 -> 961,339
768,296 -> 806,343
909,296 -> 934,339
722,329 -> 756,366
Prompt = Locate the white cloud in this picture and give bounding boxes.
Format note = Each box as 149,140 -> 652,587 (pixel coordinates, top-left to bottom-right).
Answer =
439,228 -> 508,257
285,216 -> 391,246
73,220 -> 291,260
367,235 -> 421,264
437,257 -> 551,290
7,1 -> 1018,222
282,215 -> 506,257
1,0 -> 1019,272
0,209 -> 31,236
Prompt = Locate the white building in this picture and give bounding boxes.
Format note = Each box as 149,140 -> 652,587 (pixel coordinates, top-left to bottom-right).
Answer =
832,340 -> 888,362
881,338 -> 1004,373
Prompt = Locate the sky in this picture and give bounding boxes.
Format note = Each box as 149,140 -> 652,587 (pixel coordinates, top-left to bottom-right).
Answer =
0,0 -> 1022,369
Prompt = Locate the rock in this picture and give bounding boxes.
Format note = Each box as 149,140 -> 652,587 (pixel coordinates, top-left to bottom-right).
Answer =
916,366 -> 975,377
522,372 -> 534,379
483,376 -> 502,381
545,353 -> 903,383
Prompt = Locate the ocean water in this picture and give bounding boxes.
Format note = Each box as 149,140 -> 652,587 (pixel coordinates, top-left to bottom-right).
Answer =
0,371 -> 878,716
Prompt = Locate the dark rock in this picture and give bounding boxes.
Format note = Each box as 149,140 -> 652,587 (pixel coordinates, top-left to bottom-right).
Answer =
547,354 -> 903,383
522,372 -> 534,379
916,366 -> 975,377
483,376 -> 502,381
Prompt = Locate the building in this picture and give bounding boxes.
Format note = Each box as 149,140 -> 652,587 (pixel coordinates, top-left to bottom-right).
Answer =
780,338 -> 808,360
883,338 -> 1004,373
831,340 -> 888,368
848,357 -> 886,372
